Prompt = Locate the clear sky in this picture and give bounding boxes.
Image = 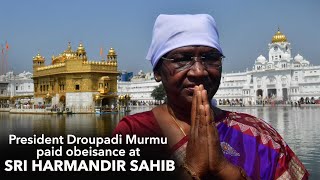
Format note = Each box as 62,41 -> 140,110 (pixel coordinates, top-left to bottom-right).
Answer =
1,0 -> 319,75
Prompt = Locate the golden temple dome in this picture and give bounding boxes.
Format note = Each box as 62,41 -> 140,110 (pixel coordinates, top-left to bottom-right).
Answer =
62,42 -> 78,59
76,42 -> 87,60
108,48 -> 116,55
272,28 -> 287,43
77,42 -> 85,51
33,52 -> 45,61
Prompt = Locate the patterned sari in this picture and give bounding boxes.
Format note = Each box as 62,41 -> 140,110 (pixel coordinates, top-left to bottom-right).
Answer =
113,110 -> 309,179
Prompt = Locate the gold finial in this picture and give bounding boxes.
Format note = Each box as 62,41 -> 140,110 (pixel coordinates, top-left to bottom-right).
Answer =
67,42 -> 72,50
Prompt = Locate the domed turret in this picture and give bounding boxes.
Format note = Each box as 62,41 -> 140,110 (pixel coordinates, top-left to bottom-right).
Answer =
77,42 -> 85,52
294,54 -> 303,62
76,42 -> 87,60
33,51 -> 45,69
33,52 -> 45,61
107,47 -> 117,61
108,48 -> 116,56
62,42 -> 76,59
272,28 -> 287,43
256,55 -> 266,64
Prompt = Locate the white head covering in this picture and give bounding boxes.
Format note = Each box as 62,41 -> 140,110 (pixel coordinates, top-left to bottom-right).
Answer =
146,14 -> 223,69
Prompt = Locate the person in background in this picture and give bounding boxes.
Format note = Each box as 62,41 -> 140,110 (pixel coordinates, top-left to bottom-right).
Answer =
113,14 -> 309,180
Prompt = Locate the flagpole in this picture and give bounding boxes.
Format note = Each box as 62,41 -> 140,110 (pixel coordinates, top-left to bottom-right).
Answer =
0,45 -> 4,75
100,47 -> 104,61
4,49 -> 8,74
4,41 -> 9,74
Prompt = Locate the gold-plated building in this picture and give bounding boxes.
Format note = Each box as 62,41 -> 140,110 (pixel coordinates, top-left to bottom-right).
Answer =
32,42 -> 120,112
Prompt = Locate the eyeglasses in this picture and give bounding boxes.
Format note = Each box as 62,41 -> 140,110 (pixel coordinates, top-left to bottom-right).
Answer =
161,52 -> 224,71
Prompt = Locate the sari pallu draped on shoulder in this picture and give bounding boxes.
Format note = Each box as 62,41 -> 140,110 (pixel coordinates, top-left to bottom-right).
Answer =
113,110 -> 309,180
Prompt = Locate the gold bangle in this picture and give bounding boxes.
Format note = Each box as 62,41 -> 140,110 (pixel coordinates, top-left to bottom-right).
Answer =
181,163 -> 201,180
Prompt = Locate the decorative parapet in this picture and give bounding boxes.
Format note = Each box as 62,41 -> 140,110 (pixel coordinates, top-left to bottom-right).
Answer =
81,60 -> 118,72
36,63 -> 66,71
33,60 -> 118,77
82,60 -> 117,66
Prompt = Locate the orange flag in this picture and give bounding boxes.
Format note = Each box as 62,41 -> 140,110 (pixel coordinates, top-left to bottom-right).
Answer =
5,41 -> 9,50
100,47 -> 103,56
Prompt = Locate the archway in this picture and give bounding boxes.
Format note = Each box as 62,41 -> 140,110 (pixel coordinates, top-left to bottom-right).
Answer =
102,98 -> 110,107
256,89 -> 263,97
268,89 -> 277,99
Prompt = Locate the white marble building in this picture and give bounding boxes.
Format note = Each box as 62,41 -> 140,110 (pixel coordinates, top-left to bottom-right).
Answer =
0,71 -> 34,106
117,70 -> 161,105
215,29 -> 320,105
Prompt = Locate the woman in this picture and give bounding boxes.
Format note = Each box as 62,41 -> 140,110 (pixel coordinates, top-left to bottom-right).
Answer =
113,14 -> 309,180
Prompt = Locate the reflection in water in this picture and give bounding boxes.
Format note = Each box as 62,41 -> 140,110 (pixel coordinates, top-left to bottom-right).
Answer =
0,105 -> 319,178
222,106 -> 320,179
0,106 -> 153,141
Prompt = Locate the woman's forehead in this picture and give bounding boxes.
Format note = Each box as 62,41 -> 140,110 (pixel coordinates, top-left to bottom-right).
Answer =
168,46 -> 219,54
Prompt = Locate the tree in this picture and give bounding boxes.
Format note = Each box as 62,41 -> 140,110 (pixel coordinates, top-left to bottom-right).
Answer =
151,84 -> 167,104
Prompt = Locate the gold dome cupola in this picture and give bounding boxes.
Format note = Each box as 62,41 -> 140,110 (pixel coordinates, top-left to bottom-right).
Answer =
62,42 -> 76,59
77,42 -> 87,61
33,52 -> 45,61
107,47 -> 117,61
272,28 -> 287,43
32,51 -> 45,69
